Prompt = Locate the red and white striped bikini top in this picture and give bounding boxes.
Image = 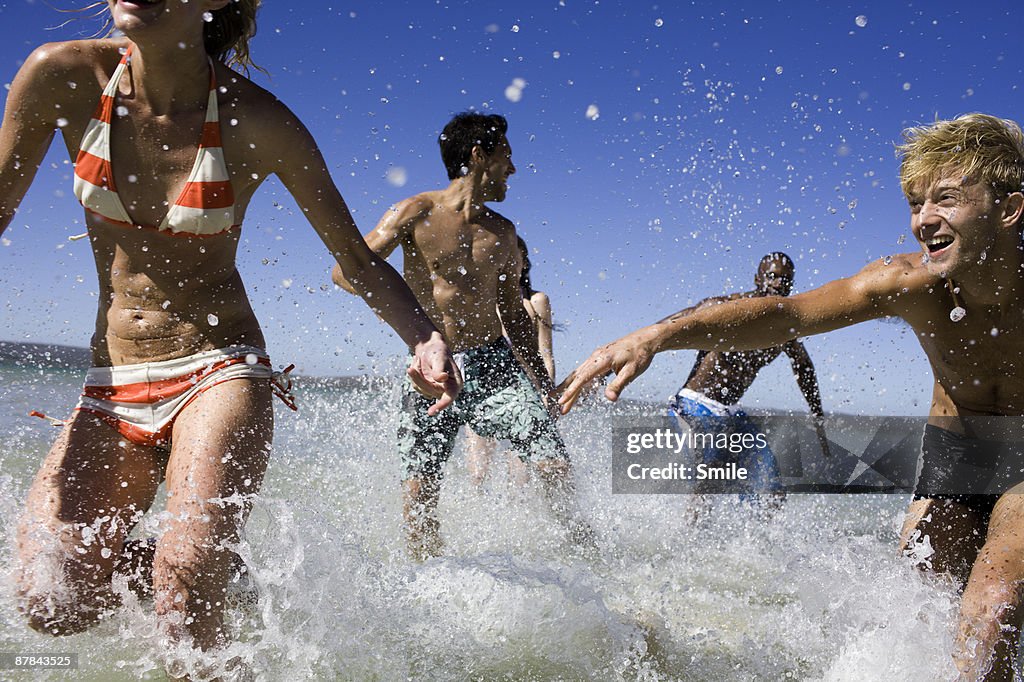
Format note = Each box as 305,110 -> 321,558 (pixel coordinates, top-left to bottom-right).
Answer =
73,47 -> 237,236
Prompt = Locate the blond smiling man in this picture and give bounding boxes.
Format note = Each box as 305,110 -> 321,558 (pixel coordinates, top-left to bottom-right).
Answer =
560,114 -> 1024,679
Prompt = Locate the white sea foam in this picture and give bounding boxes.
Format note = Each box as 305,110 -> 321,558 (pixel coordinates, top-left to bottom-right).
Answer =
0,366 -> 961,679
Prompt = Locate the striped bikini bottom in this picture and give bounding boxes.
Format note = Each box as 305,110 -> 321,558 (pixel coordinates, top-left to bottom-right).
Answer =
71,346 -> 294,447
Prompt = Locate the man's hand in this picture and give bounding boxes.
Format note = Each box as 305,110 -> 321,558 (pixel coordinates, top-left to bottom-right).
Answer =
408,332 -> 462,416
557,327 -> 660,414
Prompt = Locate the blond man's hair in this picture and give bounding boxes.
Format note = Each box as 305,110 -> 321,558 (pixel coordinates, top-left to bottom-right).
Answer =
898,113 -> 1024,199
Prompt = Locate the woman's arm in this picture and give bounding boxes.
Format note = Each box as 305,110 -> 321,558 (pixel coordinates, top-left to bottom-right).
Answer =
257,101 -> 460,413
0,44 -> 67,236
527,291 -> 555,383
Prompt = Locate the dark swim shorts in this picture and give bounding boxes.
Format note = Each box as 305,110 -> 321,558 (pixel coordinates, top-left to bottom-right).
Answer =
396,337 -> 567,478
913,424 -> 1024,518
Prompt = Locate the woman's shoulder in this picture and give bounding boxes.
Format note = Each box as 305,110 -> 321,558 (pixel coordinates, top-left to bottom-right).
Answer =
25,38 -> 126,72
528,290 -> 551,310
12,39 -> 125,109
526,291 -> 552,323
213,66 -> 304,138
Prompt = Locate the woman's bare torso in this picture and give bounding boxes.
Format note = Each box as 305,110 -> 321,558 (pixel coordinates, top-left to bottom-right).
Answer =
51,40 -> 271,365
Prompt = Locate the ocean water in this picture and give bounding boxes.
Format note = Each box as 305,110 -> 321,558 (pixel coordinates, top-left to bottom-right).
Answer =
0,364 -> 959,681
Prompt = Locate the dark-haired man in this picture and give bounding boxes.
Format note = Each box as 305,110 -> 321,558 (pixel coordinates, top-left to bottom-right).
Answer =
668,253 -> 829,501
333,112 -> 591,560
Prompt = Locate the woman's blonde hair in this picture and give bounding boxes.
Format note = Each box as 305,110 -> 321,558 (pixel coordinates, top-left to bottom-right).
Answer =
203,0 -> 261,73
898,113 -> 1024,198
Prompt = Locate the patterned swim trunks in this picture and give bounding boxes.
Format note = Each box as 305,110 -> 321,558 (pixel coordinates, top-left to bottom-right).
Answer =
396,337 -> 567,478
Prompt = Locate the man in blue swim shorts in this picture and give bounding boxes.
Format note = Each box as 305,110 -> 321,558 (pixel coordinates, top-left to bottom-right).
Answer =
665,253 -> 830,501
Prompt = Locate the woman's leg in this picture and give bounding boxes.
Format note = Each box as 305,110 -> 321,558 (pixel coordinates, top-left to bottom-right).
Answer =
154,378 -> 273,651
17,412 -> 163,635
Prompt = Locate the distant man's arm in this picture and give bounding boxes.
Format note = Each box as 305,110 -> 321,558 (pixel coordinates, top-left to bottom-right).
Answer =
784,339 -> 831,457
558,260 -> 898,413
784,340 -> 825,419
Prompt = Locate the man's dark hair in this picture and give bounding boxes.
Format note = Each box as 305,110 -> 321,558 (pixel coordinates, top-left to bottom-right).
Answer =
759,252 -> 794,270
439,112 -> 509,180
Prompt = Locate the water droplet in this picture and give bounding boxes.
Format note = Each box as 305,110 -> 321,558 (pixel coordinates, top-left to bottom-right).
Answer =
207,313 -> 219,326
457,266 -> 467,275
883,255 -> 893,265
855,15 -> 868,28
990,327 -> 999,337
127,174 -> 137,183
56,117 -> 68,128
775,66 -> 783,75
245,353 -> 258,365
511,24 -> 520,32
161,300 -> 170,309
116,106 -> 129,117
585,104 -> 600,120
202,10 -> 213,22
949,306 -> 966,322
654,18 -> 664,27
897,234 -> 906,245
386,167 -> 408,187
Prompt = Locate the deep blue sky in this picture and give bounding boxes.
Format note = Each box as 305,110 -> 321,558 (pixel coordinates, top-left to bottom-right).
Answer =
1,0 -> 1020,414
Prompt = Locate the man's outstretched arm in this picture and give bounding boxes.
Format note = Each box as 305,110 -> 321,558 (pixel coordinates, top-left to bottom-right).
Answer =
558,261 -> 898,413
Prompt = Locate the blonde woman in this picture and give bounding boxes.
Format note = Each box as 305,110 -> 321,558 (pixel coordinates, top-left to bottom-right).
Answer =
0,0 -> 458,661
